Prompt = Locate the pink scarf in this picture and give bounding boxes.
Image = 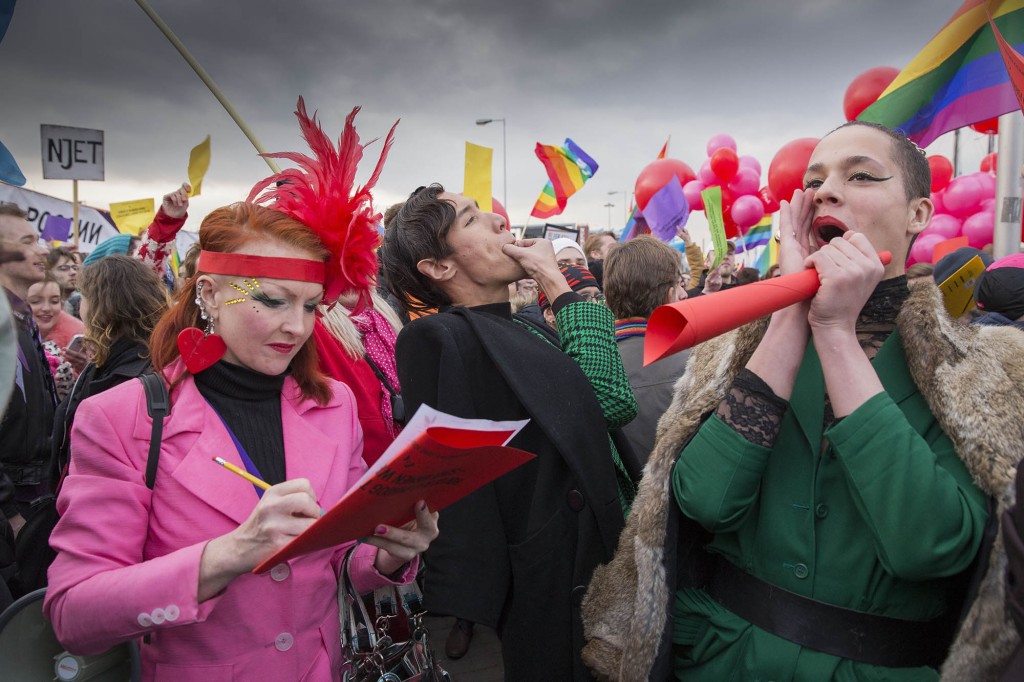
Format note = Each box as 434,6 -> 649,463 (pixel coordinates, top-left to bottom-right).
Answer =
354,308 -> 401,436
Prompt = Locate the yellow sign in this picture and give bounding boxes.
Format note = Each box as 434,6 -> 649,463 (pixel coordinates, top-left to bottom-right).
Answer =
938,255 -> 986,319
187,135 -> 211,197
109,198 -> 156,235
463,142 -> 493,212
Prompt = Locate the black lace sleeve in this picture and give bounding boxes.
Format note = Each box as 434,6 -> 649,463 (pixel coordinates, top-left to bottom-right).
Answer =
715,368 -> 789,448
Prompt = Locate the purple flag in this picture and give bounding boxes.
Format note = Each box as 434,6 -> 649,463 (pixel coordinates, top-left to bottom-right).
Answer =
40,214 -> 72,241
641,180 -> 689,241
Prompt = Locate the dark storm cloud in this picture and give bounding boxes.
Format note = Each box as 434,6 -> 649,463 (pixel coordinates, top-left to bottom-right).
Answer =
0,0 -> 961,226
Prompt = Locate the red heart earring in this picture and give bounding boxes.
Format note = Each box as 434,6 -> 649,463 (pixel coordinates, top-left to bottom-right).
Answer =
177,283 -> 226,374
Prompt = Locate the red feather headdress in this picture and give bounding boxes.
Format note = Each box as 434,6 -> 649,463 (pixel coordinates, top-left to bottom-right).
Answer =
247,97 -> 398,311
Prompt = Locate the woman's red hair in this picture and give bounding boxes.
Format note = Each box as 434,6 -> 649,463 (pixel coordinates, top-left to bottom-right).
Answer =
150,203 -> 332,405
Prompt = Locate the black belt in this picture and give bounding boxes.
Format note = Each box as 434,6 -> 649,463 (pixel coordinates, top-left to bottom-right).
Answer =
704,555 -> 949,669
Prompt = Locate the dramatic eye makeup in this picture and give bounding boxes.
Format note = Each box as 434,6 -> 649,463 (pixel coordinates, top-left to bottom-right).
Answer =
251,291 -> 284,308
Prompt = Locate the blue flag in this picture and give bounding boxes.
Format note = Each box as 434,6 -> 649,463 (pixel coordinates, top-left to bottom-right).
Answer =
0,0 -> 16,44
0,139 -> 25,186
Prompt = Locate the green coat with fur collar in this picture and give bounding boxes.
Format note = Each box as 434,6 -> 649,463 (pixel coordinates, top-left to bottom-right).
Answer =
582,281 -> 1024,682
671,329 -> 987,681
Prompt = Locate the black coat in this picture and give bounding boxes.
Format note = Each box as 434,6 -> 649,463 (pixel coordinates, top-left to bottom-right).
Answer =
396,304 -> 624,681
52,338 -> 151,478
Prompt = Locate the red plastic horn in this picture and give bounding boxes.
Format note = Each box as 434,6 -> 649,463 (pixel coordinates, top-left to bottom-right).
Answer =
644,251 -> 893,365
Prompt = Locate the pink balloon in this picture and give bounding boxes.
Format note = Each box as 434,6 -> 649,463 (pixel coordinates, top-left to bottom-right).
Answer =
699,161 -> 719,186
973,171 -> 996,197
683,180 -> 706,212
980,197 -> 996,212
738,155 -> 762,176
728,167 -> 760,196
731,195 -> 766,228
925,213 -> 962,239
706,133 -> 737,157
961,210 -> 995,249
910,233 -> 945,263
930,191 -> 946,215
943,176 -> 984,218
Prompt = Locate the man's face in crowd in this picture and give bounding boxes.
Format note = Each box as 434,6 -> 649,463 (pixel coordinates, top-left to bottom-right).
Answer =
51,256 -> 79,295
556,247 -> 587,268
0,215 -> 48,292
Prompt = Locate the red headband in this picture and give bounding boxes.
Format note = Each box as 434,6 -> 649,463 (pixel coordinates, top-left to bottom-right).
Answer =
197,251 -> 326,284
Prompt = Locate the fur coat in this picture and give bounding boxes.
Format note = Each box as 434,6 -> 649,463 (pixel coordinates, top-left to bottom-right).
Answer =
582,281 -> 1024,681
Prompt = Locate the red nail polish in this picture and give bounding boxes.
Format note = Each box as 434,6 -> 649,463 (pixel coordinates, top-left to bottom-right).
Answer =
375,525 -> 388,535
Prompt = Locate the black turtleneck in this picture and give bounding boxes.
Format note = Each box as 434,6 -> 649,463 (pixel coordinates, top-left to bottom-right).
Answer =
194,361 -> 287,486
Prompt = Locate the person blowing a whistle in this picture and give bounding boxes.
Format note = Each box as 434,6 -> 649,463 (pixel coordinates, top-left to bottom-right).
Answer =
582,121 -> 1024,682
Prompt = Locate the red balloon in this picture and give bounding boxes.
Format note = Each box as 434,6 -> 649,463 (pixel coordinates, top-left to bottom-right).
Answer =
928,155 -> 954,193
970,117 -> 999,135
710,147 -> 740,183
723,213 -> 740,240
757,186 -> 781,213
491,197 -> 510,230
843,66 -> 900,121
635,158 -> 697,210
980,152 -> 998,174
768,138 -> 818,204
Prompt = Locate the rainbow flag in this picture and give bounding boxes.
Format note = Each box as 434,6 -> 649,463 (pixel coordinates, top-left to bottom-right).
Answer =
732,216 -> 775,274
756,236 -> 779,276
529,138 -> 598,219
859,0 -> 1024,147
735,217 -> 773,254
531,183 -> 560,220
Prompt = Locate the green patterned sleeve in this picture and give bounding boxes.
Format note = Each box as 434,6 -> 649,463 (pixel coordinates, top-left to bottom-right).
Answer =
554,300 -> 638,430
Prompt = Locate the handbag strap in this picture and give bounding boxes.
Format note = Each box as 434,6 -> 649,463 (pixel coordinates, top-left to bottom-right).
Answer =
139,373 -> 169,490
338,549 -> 377,652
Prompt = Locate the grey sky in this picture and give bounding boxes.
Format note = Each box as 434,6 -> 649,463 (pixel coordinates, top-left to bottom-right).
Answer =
0,0 -> 995,243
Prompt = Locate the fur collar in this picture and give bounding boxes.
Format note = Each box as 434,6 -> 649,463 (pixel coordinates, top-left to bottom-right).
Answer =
582,281 -> 1024,681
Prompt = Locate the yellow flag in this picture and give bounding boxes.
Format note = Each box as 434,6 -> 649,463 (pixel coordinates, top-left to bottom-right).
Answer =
187,135 -> 211,197
109,198 -> 156,235
463,142 -> 493,212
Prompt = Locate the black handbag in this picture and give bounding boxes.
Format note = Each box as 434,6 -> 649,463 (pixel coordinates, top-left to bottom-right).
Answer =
338,553 -> 449,682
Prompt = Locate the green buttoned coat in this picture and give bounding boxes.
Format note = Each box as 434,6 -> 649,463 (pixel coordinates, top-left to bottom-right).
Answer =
671,330 -> 989,682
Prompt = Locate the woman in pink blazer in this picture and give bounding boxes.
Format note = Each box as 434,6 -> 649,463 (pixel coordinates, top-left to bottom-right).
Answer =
45,151 -> 437,679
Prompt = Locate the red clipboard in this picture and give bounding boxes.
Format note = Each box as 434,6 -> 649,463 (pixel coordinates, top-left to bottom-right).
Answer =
254,408 -> 534,572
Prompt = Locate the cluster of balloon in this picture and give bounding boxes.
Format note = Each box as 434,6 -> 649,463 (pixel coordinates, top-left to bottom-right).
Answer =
909,154 -> 997,264
677,134 -> 770,239
634,158 -> 696,241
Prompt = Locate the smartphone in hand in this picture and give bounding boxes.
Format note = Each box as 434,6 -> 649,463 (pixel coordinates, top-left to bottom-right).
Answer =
66,334 -> 86,353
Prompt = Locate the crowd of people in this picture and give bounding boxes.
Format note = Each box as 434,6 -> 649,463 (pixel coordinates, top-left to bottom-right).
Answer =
0,116 -> 1021,681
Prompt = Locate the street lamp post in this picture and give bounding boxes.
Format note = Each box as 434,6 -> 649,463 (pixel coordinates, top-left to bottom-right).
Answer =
607,190 -> 628,224
475,118 -> 507,211
603,202 -> 615,230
